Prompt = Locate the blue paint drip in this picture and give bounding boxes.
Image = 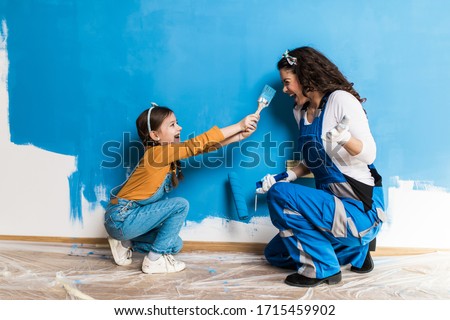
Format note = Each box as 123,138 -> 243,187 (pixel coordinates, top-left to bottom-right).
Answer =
68,171 -> 82,222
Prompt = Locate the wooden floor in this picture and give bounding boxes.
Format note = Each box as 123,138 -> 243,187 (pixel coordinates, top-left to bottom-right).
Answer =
1,240 -> 449,300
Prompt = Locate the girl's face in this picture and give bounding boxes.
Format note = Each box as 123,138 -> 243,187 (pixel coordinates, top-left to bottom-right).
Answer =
279,68 -> 309,107
154,112 -> 182,144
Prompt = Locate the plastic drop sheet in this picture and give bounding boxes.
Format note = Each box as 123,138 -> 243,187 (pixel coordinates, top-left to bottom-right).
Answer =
0,240 -> 449,300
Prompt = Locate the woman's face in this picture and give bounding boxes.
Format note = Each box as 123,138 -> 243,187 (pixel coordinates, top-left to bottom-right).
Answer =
279,68 -> 309,107
154,112 -> 182,144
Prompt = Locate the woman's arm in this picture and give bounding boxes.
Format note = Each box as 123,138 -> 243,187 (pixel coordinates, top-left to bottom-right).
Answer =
341,136 -> 363,156
324,91 -> 376,164
291,162 -> 311,178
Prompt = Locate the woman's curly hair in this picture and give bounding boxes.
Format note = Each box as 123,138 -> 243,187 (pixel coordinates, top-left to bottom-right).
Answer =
277,46 -> 365,103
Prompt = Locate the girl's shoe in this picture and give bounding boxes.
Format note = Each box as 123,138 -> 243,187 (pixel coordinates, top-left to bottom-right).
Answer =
107,237 -> 132,266
142,254 -> 186,274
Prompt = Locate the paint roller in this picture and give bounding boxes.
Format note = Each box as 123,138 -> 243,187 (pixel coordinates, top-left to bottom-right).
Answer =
255,171 -> 288,192
254,172 -> 289,211
228,171 -> 249,220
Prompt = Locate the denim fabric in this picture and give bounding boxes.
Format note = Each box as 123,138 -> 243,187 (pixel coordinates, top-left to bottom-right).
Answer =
104,173 -> 189,254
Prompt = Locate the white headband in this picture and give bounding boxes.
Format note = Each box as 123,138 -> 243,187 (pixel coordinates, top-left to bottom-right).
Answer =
147,102 -> 159,133
282,49 -> 298,66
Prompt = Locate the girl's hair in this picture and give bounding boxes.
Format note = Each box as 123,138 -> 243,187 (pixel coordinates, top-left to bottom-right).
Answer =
136,106 -> 184,187
277,46 -> 366,103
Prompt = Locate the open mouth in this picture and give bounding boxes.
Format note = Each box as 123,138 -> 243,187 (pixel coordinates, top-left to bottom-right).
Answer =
289,94 -> 299,105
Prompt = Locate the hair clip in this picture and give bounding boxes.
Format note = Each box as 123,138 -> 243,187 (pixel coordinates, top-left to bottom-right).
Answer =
147,102 -> 159,133
282,50 -> 297,66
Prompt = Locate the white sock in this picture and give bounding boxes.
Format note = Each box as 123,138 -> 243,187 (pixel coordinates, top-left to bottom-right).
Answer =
148,251 -> 162,261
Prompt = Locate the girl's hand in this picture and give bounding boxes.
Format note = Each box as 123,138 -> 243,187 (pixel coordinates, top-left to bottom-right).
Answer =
239,114 -> 259,132
241,126 -> 256,139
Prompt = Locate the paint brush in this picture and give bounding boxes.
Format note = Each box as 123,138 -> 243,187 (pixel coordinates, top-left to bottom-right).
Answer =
255,85 -> 276,115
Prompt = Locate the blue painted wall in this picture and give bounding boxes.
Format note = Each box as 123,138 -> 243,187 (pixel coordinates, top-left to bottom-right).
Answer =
2,0 -> 450,224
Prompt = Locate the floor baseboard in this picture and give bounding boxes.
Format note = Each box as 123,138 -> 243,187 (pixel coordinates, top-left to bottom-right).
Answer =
0,234 -> 447,256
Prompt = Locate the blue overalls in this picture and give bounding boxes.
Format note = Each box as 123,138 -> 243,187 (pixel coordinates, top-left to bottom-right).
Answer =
265,94 -> 385,279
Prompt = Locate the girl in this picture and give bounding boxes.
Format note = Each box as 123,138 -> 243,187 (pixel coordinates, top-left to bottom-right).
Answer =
260,47 -> 385,287
104,104 -> 259,274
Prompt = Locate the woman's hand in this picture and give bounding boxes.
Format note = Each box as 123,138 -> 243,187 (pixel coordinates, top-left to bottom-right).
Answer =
324,115 -> 351,145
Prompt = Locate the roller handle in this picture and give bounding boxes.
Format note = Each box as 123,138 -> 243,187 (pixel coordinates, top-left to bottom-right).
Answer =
255,171 -> 288,189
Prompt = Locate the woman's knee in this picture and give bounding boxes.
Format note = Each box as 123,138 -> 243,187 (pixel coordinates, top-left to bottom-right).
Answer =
267,183 -> 292,219
264,242 -> 276,260
267,182 -> 292,203
264,235 -> 296,269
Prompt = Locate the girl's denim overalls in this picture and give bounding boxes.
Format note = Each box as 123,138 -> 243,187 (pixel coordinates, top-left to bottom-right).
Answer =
104,173 -> 189,254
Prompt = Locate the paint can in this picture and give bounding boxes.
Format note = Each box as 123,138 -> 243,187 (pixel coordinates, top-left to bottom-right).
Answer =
286,160 -> 300,171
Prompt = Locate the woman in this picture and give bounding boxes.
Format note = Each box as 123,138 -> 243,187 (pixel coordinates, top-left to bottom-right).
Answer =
260,47 -> 385,287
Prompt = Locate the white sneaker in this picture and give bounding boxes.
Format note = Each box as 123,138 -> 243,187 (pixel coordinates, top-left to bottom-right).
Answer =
107,237 -> 132,266
142,254 -> 186,274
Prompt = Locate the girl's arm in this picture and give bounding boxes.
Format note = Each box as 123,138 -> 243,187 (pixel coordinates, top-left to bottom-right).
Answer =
212,132 -> 244,148
219,114 -> 259,139
147,114 -> 259,165
204,114 -> 259,149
